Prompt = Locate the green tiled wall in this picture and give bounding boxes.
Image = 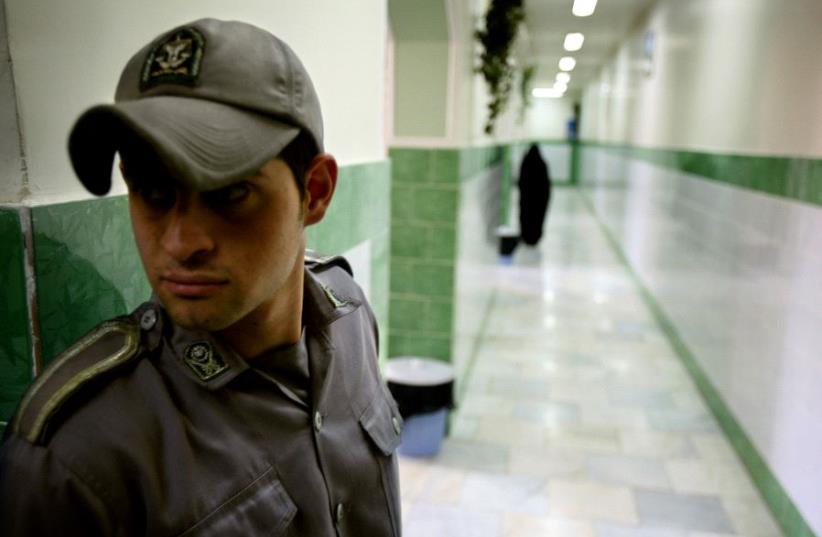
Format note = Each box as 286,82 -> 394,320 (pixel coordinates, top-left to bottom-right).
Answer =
388,146 -> 506,362
305,160 -> 391,357
32,196 -> 150,365
0,208 -> 32,426
584,142 -> 822,206
389,148 -> 460,361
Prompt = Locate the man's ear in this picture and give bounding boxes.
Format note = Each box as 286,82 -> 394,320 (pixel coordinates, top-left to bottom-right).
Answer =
303,153 -> 338,226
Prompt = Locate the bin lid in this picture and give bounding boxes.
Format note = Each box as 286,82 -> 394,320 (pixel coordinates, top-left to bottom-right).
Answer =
385,357 -> 454,386
495,225 -> 519,238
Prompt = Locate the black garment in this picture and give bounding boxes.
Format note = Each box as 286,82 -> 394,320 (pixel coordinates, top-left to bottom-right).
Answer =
518,144 -> 552,246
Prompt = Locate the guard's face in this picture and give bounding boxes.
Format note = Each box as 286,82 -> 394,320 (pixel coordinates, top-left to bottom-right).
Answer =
126,157 -> 306,333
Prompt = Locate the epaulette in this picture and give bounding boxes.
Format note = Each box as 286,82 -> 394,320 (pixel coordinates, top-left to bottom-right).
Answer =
9,319 -> 141,445
304,249 -> 353,276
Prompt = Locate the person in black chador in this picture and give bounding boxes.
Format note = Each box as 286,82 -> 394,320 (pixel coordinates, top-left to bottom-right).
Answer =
518,143 -> 552,246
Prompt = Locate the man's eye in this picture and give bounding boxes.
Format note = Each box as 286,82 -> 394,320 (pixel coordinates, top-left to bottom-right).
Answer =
136,184 -> 176,209
204,183 -> 251,207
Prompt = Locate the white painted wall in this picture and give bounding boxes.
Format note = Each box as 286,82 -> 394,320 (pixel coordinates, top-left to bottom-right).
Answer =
581,0 -> 822,158
579,0 -> 822,532
0,3 -> 24,201
449,0 -> 479,146
3,0 -> 387,204
525,98 -> 574,141
393,0 -> 568,149
390,0 -> 473,148
582,149 -> 822,536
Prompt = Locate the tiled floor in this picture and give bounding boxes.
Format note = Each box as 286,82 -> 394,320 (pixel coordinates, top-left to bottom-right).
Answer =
398,190 -> 783,537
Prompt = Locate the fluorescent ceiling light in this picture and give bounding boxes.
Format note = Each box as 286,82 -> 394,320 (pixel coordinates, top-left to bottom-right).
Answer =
532,87 -> 564,98
559,56 -> 577,71
556,72 -> 571,84
564,33 -> 585,51
572,0 -> 598,17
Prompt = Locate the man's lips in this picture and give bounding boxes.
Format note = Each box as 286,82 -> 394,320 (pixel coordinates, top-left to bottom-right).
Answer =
160,273 -> 229,298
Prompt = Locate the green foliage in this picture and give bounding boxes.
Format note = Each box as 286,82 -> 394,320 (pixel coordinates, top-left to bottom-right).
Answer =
519,64 -> 535,123
475,0 -> 525,134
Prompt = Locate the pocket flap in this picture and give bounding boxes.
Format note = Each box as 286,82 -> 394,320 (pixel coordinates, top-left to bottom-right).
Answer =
182,467 -> 296,537
359,394 -> 403,456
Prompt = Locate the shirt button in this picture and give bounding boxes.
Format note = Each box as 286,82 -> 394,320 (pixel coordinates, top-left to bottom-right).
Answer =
314,411 -> 323,432
139,308 -> 157,331
335,502 -> 344,523
392,416 -> 402,435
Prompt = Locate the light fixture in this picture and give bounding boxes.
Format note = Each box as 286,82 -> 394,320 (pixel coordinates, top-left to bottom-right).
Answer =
532,87 -> 564,98
559,56 -> 577,71
556,72 -> 571,84
572,0 -> 598,17
563,33 -> 585,51
553,81 -> 568,92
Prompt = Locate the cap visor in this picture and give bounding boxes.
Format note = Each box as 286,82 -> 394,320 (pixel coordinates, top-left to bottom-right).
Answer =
69,96 -> 300,195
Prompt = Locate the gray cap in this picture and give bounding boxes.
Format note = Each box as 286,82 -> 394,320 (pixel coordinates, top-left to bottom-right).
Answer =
68,18 -> 324,195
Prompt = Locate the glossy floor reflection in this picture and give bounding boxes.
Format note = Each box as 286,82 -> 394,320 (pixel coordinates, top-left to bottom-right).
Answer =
398,190 -> 782,537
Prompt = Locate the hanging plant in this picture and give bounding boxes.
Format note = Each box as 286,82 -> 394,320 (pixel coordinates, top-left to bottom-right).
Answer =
519,64 -> 536,123
475,0 -> 525,134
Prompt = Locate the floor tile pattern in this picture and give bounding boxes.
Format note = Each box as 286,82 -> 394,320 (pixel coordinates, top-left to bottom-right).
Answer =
398,190 -> 782,537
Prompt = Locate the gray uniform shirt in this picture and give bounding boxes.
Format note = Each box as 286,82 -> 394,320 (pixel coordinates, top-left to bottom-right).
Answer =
0,258 -> 403,536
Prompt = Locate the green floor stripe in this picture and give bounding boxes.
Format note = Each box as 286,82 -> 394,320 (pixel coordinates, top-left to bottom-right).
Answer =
456,289 -> 498,404
576,188 -> 816,537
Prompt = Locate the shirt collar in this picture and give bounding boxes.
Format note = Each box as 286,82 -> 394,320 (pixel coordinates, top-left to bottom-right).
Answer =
166,317 -> 250,390
137,296 -> 247,390
147,267 -> 360,390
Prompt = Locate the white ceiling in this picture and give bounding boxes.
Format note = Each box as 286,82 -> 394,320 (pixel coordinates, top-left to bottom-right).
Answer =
522,0 -> 657,95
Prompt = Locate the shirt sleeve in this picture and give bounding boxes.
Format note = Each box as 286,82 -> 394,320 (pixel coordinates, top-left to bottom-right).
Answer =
0,433 -> 116,536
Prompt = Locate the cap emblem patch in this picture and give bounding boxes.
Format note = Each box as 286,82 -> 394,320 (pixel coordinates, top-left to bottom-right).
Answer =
183,341 -> 228,381
140,27 -> 205,92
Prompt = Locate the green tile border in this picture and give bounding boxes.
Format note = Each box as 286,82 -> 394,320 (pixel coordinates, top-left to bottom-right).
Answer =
388,147 -> 460,362
306,160 -> 391,253
500,147 -> 512,224
577,189 -> 816,537
454,289 -> 497,403
582,141 -> 822,208
388,145 -> 508,363
570,140 -> 581,186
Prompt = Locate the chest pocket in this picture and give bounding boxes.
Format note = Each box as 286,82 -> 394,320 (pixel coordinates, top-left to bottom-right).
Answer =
359,386 -> 403,455
179,467 -> 296,537
359,390 -> 403,536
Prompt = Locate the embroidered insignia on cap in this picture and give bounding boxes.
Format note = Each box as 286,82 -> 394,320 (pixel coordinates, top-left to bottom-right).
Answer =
183,341 -> 228,381
140,27 -> 205,92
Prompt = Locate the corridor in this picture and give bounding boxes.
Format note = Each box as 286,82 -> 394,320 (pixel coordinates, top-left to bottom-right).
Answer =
398,189 -> 782,537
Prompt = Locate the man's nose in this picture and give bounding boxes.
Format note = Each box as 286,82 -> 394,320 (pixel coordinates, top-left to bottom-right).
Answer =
160,200 -> 216,263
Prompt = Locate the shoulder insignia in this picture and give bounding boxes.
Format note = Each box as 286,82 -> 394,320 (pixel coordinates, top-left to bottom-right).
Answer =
321,284 -> 350,309
11,319 -> 141,445
304,250 -> 353,276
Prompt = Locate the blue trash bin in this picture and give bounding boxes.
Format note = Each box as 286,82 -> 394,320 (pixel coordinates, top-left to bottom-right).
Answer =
385,357 -> 455,457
